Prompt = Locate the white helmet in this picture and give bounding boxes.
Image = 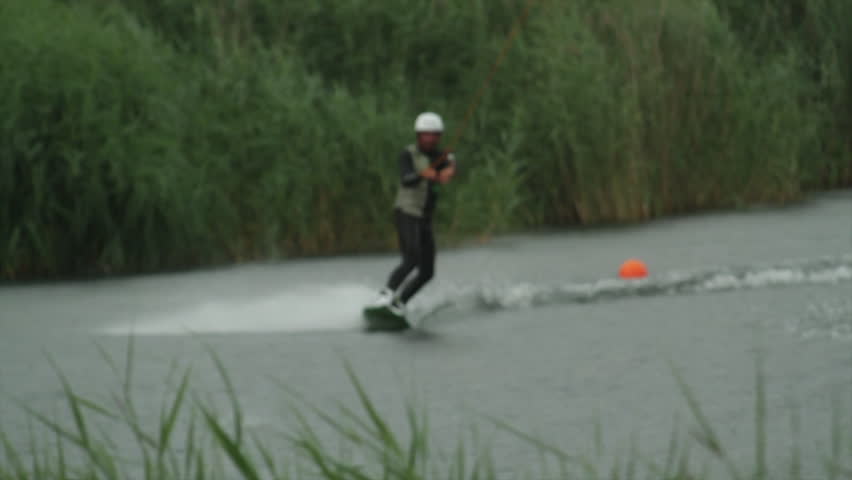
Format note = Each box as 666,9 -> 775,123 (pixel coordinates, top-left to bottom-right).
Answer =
414,112 -> 444,132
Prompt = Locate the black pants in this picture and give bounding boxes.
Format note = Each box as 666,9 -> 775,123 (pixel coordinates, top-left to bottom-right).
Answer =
386,209 -> 435,303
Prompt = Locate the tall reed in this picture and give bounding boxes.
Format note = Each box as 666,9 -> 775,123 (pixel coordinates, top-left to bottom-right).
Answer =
2,0 -> 850,279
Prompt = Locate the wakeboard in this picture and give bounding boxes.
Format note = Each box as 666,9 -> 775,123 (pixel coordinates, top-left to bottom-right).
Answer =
362,305 -> 410,332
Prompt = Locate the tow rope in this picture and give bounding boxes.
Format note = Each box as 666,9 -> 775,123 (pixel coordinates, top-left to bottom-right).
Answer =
432,0 -> 539,168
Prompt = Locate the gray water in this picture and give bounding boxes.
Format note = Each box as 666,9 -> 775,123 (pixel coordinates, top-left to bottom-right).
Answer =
2,190 -> 852,478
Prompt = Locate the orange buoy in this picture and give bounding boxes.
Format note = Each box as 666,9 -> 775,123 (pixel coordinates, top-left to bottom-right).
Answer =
619,259 -> 648,279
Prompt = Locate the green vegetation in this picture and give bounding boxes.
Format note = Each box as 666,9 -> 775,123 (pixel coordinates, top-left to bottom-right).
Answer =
2,347 -> 851,479
2,0 -> 851,279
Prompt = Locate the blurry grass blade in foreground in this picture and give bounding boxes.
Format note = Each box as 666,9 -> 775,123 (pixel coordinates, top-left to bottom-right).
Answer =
1,346 -> 851,479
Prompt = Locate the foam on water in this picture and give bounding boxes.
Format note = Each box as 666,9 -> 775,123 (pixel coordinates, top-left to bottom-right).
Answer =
96,255 -> 852,337
97,283 -> 375,336
422,254 -> 852,315
786,299 -> 852,341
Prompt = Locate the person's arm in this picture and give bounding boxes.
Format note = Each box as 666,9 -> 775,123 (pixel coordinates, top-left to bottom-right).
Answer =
400,150 -> 438,185
399,150 -> 421,186
437,152 -> 456,184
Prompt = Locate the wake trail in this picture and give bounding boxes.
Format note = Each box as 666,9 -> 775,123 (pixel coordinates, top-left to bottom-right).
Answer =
422,254 -> 852,315
95,254 -> 852,336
